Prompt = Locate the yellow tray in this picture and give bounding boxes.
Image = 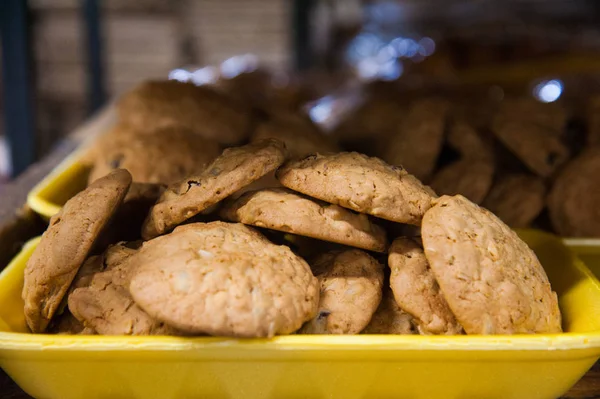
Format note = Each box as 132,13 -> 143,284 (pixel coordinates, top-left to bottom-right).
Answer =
564,238 -> 600,280
2,231 -> 600,399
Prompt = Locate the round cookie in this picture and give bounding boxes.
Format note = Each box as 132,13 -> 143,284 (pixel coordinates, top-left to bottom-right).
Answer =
130,222 -> 319,337
22,169 -> 131,333
388,237 -> 463,335
492,120 -> 569,177
429,159 -> 494,204
221,188 -> 388,252
276,152 -> 436,226
421,195 -> 562,334
362,287 -> 416,335
251,110 -> 339,159
447,121 -> 493,161
88,126 -> 220,185
482,174 -> 546,228
548,148 -> 600,236
68,243 -> 174,335
380,98 -> 448,181
300,250 -> 384,334
142,139 -> 288,239
117,80 -> 253,145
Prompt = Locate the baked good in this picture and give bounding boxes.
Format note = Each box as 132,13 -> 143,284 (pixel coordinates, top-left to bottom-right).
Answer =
548,148 -> 600,237
482,174 -> 546,228
380,98 -> 448,181
447,121 -> 493,161
430,159 -> 494,204
300,250 -> 384,334
130,222 -> 319,337
142,139 -> 288,239
88,126 -> 220,185
277,152 -> 435,225
22,169 -> 131,333
421,195 -> 562,334
117,80 -> 253,145
388,237 -> 463,335
221,188 -> 388,252
362,287 -> 416,334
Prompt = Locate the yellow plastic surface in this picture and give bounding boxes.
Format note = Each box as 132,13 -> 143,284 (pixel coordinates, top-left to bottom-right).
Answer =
26,150 -> 90,220
564,238 -> 600,280
1,231 -> 600,399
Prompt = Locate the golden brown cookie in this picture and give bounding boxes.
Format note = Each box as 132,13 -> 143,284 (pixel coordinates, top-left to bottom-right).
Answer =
130,222 -> 319,337
482,174 -> 546,228
380,98 -> 448,181
388,237 -> 463,335
117,80 -> 253,144
429,159 -> 494,204
300,250 -> 384,334
277,152 -> 435,225
221,188 -> 388,252
548,148 -> 600,237
492,121 -> 569,177
68,243 -> 174,335
142,139 -> 288,239
362,286 -> 416,334
251,110 -> 339,159
88,126 -> 220,185
421,195 -> 562,334
47,310 -> 95,335
22,169 -> 132,333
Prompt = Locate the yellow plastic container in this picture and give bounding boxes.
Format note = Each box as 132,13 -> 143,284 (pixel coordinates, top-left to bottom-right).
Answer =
2,231 -> 600,399
564,238 -> 600,280
26,150 -> 91,220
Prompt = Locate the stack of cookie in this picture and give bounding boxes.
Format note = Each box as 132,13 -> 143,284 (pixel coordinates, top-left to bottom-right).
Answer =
22,97 -> 563,336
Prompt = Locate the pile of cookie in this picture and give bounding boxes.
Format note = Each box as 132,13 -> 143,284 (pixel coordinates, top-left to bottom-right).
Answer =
21,80 -> 563,337
333,92 -> 600,238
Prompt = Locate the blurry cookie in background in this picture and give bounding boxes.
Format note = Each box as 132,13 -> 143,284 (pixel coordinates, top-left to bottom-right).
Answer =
117,80 -> 253,145
430,158 -> 494,204
88,126 -> 220,186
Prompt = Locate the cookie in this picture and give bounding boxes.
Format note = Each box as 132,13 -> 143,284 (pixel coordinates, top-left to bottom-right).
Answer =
548,148 -> 600,237
277,152 -> 436,225
495,97 -> 568,134
447,121 -> 493,161
142,139 -> 288,239
587,95 -> 600,145
117,80 -> 253,144
492,120 -> 569,177
429,159 -> 494,204
130,222 -> 319,337
47,310 -> 95,335
380,98 -> 448,181
251,110 -> 339,159
300,250 -> 384,334
482,174 -> 546,228
421,195 -> 562,334
221,188 -> 388,252
68,243 -> 173,335
88,126 -> 220,185
388,237 -> 463,335
362,287 -> 416,334
22,169 -> 132,333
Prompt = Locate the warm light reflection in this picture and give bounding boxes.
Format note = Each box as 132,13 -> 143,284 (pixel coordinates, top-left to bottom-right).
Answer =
534,79 -> 563,103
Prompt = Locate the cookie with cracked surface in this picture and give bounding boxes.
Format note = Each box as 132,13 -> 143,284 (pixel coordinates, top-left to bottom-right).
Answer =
379,97 -> 448,181
388,237 -> 463,335
277,152 -> 435,225
221,188 -> 388,252
482,174 -> 546,228
68,243 -> 175,335
130,222 -> 319,337
251,110 -> 339,159
22,169 -> 131,333
362,286 -> 417,334
548,148 -> 600,237
117,80 -> 253,145
429,159 -> 494,204
421,195 -> 562,334
300,250 -> 384,334
142,139 -> 288,239
47,310 -> 96,335
492,121 -> 569,177
88,126 -> 220,185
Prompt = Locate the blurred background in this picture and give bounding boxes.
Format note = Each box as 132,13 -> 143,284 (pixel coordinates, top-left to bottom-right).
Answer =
3,0 -> 600,182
